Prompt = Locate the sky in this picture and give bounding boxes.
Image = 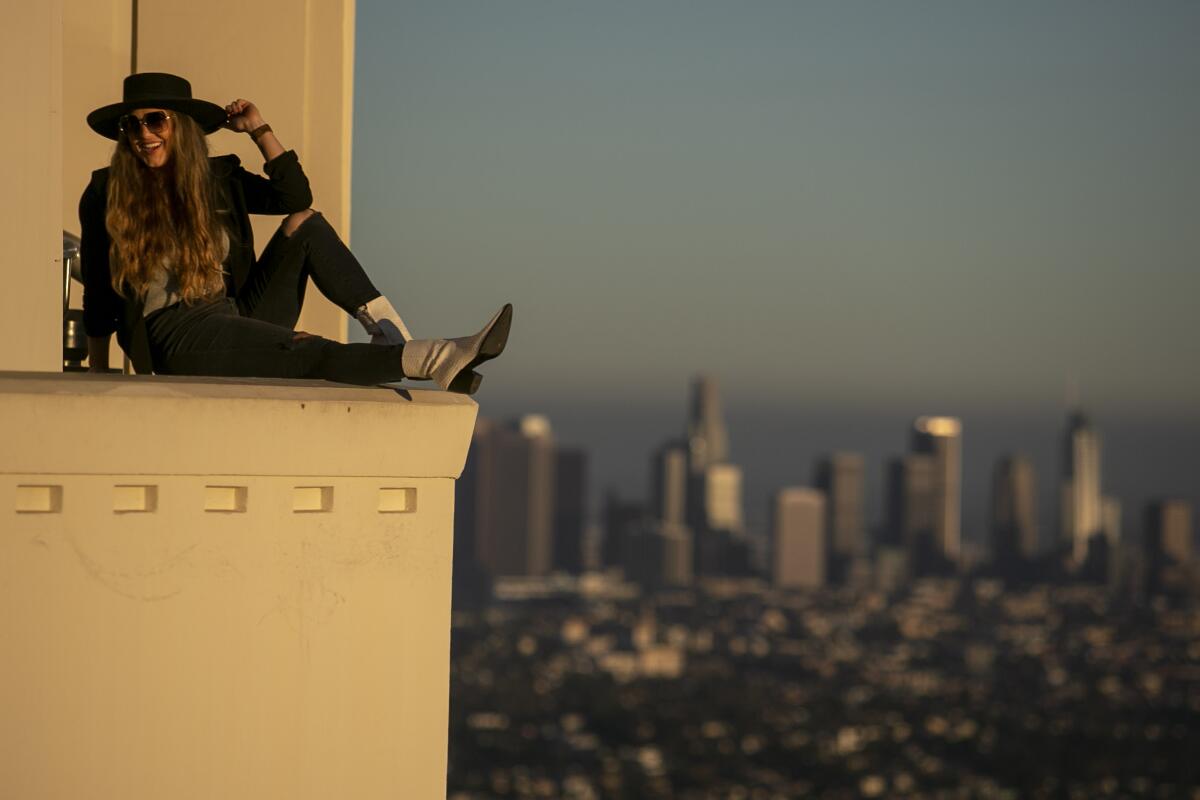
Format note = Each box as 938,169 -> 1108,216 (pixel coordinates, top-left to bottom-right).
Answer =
351,2 -> 1200,540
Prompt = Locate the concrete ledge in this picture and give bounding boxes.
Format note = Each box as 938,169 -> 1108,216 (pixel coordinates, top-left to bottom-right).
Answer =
0,372 -> 478,478
0,371 -> 476,799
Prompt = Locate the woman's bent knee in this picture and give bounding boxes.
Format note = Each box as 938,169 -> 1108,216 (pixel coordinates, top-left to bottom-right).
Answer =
281,208 -> 317,238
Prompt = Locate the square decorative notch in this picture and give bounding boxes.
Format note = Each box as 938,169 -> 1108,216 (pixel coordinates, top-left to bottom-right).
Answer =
378,487 -> 417,513
205,485 -> 248,513
293,486 -> 333,513
113,485 -> 157,513
15,485 -> 63,514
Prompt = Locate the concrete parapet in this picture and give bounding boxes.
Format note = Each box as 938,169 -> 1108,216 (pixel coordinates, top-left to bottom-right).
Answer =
0,372 -> 476,799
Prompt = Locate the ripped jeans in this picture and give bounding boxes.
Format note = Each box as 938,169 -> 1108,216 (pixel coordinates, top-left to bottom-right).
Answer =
144,212 -> 406,385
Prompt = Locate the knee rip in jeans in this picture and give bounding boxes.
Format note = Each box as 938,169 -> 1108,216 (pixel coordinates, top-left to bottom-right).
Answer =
281,208 -> 317,238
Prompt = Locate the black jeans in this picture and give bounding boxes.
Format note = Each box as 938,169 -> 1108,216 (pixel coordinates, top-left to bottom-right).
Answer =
145,213 -> 406,385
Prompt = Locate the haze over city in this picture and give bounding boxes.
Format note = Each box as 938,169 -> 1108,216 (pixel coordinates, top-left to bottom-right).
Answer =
350,2 -> 1200,535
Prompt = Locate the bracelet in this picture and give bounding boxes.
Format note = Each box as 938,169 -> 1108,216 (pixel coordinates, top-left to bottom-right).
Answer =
249,123 -> 273,142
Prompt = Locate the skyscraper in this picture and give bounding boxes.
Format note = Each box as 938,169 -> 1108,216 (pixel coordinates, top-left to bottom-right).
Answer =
627,522 -> 693,589
991,454 -> 1038,562
1060,410 -> 1102,566
771,488 -> 826,589
680,375 -> 748,576
553,448 -> 588,574
1145,499 -> 1194,564
651,441 -> 688,528
911,416 -> 962,562
885,453 -> 938,555
686,375 -> 728,474
455,415 -> 556,578
601,490 -> 644,572
702,462 -> 745,534
644,439 -> 695,587
813,452 -> 866,581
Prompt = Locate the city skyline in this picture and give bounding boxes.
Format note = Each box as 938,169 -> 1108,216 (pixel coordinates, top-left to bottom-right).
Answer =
486,386 -> 1197,556
470,374 -> 1194,585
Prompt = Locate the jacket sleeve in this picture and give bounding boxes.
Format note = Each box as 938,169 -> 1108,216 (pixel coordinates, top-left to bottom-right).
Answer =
79,175 -> 124,338
232,150 -> 314,214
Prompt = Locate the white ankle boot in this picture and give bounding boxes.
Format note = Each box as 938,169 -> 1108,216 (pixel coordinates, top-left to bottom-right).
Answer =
400,304 -> 512,395
355,295 -> 413,345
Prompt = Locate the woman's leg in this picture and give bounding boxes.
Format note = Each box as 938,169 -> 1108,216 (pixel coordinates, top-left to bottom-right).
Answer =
236,211 -> 387,329
146,299 -> 407,385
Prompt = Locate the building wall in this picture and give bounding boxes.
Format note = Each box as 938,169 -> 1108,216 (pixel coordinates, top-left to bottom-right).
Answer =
0,0 -> 63,372
0,373 -> 476,798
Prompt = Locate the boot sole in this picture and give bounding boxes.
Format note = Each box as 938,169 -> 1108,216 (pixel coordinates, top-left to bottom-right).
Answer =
447,303 -> 513,396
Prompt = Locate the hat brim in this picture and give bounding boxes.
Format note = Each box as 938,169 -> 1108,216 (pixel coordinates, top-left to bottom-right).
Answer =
87,98 -> 228,140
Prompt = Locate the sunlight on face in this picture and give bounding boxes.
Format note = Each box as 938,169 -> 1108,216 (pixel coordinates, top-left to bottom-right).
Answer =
123,107 -> 173,168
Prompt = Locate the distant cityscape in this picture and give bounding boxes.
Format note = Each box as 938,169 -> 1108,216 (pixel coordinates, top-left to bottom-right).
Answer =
447,376 -> 1198,798
454,375 -> 1196,601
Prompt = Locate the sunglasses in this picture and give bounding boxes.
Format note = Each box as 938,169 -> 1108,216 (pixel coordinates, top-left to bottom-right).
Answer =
118,111 -> 172,136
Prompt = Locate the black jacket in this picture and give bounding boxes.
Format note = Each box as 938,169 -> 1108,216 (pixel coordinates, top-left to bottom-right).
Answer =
79,150 -> 313,373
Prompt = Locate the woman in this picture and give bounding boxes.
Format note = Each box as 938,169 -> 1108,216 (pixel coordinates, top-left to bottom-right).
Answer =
81,72 -> 509,394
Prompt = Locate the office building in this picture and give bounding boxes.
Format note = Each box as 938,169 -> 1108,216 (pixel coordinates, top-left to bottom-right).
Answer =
771,488 -> 826,589
1146,499 -> 1194,564
911,416 -> 963,562
1060,410 -> 1103,566
651,441 -> 688,528
991,454 -> 1038,562
814,452 -> 866,580
677,375 -> 748,576
686,374 -> 729,474
627,521 -> 694,588
456,415 -> 556,578
884,453 -> 938,550
553,448 -> 588,574
602,491 -> 645,573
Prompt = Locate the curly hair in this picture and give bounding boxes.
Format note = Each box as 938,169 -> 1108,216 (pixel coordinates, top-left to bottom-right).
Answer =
105,112 -> 227,302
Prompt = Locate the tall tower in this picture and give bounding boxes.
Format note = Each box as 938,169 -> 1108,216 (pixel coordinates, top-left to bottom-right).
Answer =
911,416 -> 963,562
553,448 -> 588,574
1145,499 -> 1193,564
885,453 -> 938,552
771,488 -> 826,589
991,455 -> 1038,562
1060,411 -> 1102,565
651,441 -> 688,528
686,375 -> 729,474
457,415 -> 556,578
681,375 -> 747,575
813,453 -> 866,575
643,440 -> 694,587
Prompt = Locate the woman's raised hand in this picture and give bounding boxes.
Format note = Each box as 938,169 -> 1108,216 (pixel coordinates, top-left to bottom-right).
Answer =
224,99 -> 265,133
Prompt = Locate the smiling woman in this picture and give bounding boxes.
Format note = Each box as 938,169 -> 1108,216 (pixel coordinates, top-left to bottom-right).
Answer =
80,72 -> 512,393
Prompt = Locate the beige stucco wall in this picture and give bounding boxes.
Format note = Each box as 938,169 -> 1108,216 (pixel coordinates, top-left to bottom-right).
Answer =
0,1 -> 64,372
0,373 -> 475,798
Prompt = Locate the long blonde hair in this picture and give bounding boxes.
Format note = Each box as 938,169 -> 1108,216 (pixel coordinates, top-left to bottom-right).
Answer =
106,112 -> 227,302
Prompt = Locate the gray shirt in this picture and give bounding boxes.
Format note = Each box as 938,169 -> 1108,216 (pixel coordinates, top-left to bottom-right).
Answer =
143,228 -> 230,316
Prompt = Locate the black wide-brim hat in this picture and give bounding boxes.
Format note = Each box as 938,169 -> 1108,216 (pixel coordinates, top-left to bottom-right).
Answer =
87,72 -> 227,140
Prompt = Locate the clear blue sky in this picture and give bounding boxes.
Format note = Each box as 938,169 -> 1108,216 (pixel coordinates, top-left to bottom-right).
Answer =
351,2 -> 1200,538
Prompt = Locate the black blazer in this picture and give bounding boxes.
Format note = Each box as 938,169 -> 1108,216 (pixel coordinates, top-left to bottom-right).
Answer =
79,150 -> 313,373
